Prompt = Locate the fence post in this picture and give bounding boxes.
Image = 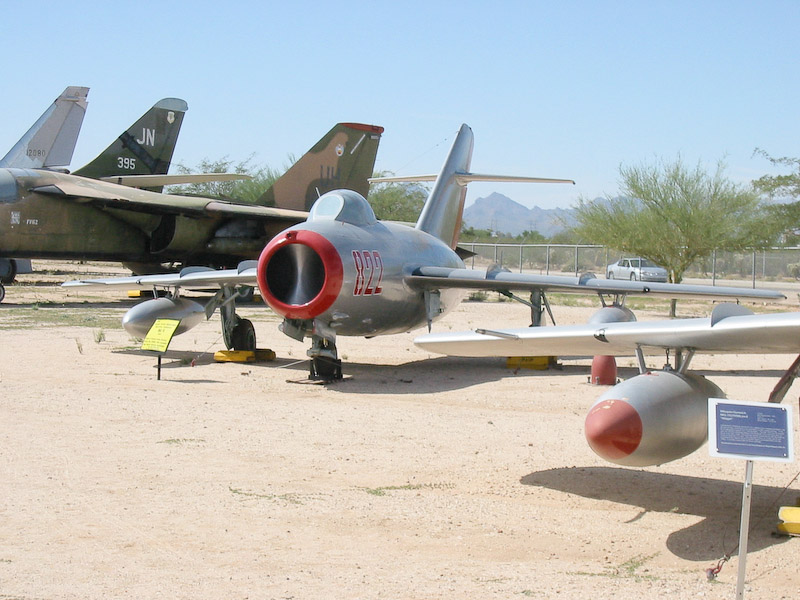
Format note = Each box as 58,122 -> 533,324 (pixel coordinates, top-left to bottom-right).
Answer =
546,245 -> 551,275
752,250 -> 756,289
574,246 -> 579,275
712,249 -> 716,286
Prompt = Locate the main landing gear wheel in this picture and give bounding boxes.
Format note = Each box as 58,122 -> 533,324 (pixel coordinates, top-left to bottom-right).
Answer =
0,282 -> 5,303
230,318 -> 256,351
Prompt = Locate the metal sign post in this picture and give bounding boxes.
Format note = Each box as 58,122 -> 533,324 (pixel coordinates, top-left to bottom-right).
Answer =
708,398 -> 794,599
141,318 -> 181,380
735,460 -> 754,600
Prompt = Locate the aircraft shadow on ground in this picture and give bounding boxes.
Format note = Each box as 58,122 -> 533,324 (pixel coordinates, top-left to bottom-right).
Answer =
110,347 -> 792,394
111,350 -> 594,393
338,359 -> 791,394
315,357 -> 598,395
521,466 -> 797,560
327,356 -> 510,394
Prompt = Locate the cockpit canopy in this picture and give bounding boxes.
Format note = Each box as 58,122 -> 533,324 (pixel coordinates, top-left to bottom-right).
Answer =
308,189 -> 377,226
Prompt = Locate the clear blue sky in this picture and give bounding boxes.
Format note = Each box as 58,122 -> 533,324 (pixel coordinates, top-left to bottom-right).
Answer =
2,1 -> 799,209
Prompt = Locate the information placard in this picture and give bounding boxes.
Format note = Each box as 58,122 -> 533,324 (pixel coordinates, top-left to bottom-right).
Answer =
141,318 -> 181,353
708,398 -> 794,463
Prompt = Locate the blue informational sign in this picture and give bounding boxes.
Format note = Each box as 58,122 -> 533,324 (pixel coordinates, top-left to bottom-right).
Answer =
708,398 -> 794,463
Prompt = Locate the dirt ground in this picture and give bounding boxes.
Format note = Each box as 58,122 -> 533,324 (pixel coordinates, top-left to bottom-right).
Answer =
1,262 -> 799,599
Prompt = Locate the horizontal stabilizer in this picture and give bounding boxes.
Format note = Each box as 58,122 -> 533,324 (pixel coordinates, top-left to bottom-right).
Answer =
99,173 -> 252,188
369,172 -> 575,185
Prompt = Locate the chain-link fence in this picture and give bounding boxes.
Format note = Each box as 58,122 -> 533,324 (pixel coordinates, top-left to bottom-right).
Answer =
459,243 -> 800,285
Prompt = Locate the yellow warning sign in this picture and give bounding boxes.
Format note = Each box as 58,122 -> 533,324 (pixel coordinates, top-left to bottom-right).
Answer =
141,318 -> 181,353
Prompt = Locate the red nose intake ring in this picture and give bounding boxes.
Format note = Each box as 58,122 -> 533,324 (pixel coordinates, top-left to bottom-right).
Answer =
257,230 -> 344,321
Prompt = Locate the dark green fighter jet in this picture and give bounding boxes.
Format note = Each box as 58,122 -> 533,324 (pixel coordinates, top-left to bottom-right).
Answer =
0,120 -> 383,301
0,95 -> 188,293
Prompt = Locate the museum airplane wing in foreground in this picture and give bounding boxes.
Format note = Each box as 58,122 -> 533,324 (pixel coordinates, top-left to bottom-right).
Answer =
414,303 -> 800,358
65,123 -> 785,388
415,302 -> 800,468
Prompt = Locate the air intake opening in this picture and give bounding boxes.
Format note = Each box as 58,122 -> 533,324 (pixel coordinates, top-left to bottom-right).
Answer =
265,243 -> 325,306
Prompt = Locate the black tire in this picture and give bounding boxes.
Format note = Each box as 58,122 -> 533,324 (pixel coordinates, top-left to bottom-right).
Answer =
310,355 -> 342,381
0,259 -> 17,284
230,318 -> 256,351
0,283 -> 5,303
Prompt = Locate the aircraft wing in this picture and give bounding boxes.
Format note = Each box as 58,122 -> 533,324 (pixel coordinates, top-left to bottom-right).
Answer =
414,304 -> 800,357
62,263 -> 259,291
31,175 -> 308,221
405,266 -> 785,301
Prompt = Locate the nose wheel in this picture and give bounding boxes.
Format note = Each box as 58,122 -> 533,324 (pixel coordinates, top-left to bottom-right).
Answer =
308,335 -> 342,381
310,355 -> 342,381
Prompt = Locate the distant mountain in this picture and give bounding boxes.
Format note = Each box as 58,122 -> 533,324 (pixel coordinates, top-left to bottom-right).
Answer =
463,192 -> 577,237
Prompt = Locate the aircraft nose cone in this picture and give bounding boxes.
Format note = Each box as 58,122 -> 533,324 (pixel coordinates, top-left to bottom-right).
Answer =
585,399 -> 642,462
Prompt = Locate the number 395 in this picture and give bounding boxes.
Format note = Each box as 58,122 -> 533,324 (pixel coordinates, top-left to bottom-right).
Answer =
117,157 -> 136,170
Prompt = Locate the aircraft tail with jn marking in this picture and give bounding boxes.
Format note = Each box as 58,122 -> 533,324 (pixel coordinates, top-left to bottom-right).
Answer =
0,86 -> 90,169
73,98 -> 188,190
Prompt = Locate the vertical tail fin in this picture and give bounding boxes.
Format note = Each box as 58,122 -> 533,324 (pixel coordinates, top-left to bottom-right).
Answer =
0,86 -> 90,169
73,98 -> 188,188
415,124 -> 474,248
257,123 -> 383,211
371,123 -> 572,249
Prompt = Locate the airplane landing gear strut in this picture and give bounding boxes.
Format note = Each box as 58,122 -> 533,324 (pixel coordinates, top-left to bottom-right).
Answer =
218,287 -> 257,351
308,335 -> 342,381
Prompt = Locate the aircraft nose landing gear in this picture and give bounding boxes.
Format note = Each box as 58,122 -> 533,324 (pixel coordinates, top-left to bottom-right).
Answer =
308,335 -> 342,381
310,355 -> 342,381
